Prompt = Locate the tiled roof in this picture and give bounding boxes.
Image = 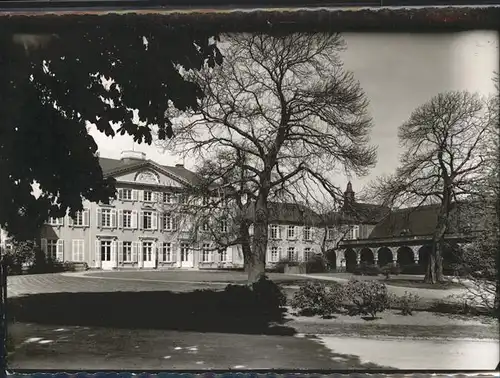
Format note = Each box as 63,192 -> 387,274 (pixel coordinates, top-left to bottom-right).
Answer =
98,157 -> 202,185
246,202 -> 322,225
368,202 -> 483,239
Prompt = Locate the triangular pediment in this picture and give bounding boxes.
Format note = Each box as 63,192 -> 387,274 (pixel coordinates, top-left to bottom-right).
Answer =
105,160 -> 192,188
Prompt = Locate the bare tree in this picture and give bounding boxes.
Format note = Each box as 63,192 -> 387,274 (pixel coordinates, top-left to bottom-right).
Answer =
160,33 -> 376,283
367,91 -> 494,284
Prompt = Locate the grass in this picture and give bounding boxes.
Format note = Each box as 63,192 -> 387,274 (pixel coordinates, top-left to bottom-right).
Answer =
382,278 -> 464,290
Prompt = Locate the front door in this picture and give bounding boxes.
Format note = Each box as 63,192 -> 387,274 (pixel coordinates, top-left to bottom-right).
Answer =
180,243 -> 194,268
142,241 -> 156,269
100,240 -> 115,270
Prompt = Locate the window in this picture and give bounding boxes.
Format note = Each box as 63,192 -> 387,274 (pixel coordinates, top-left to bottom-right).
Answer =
221,220 -> 228,233
142,242 -> 153,261
303,226 -> 312,241
327,227 -> 335,240
142,211 -> 153,230
202,222 -> 209,231
304,247 -> 313,262
202,196 -> 210,206
48,217 -> 63,226
120,189 -> 133,201
270,225 -> 280,239
101,209 -> 112,228
122,210 -> 132,228
179,194 -> 188,204
161,242 -> 172,262
122,241 -> 132,262
270,246 -> 279,262
162,213 -> 172,230
287,225 -> 296,239
143,191 -> 153,202
47,240 -> 58,260
202,243 -> 211,262
346,226 -> 359,240
72,211 -> 84,226
219,249 -> 228,262
163,192 -> 174,204
287,246 -> 296,261
101,240 -> 112,261
72,240 -> 85,262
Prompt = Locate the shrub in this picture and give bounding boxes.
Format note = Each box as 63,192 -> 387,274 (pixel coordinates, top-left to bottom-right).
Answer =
381,263 -> 401,279
252,275 -> 287,311
305,254 -> 328,274
400,263 -> 426,275
221,276 -> 286,319
398,291 -> 421,316
290,280 -> 344,316
343,279 -> 389,318
353,263 -> 382,276
274,257 -> 299,273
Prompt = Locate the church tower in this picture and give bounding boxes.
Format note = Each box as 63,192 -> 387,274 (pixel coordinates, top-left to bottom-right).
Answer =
343,181 -> 355,207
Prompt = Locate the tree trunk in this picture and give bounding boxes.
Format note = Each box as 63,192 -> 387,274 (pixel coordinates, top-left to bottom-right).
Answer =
248,190 -> 268,284
240,224 -> 252,274
425,188 -> 450,283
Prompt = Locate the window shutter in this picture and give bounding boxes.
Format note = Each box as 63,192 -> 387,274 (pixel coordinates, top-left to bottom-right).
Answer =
72,240 -> 77,261
152,212 -> 158,230
80,240 -> 85,262
153,192 -> 159,203
111,209 -> 118,228
138,190 -> 144,202
118,188 -> 124,200
59,217 -> 64,226
118,209 -> 123,229
171,243 -> 177,262
173,215 -> 178,231
278,247 -> 283,260
139,211 -> 144,230
132,241 -> 139,262
132,189 -> 139,201
56,239 -> 64,261
96,208 -> 102,228
68,215 -> 74,227
159,213 -> 164,231
226,248 -> 232,262
83,209 -> 90,227
111,240 -> 117,264
95,240 -> 100,264
152,241 -> 157,263
158,242 -> 164,262
117,241 -> 123,263
131,210 -> 138,229
41,238 -> 48,254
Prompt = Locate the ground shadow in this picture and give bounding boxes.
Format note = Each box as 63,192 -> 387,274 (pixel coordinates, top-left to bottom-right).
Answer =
7,289 -> 296,336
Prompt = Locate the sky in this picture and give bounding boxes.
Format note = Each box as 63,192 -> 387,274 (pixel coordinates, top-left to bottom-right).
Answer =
89,30 -> 499,196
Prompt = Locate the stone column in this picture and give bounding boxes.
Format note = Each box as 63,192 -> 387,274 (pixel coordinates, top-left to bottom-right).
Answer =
389,247 -> 398,266
410,245 -> 421,264
336,249 -> 345,272
355,248 -> 361,265
372,248 -> 379,265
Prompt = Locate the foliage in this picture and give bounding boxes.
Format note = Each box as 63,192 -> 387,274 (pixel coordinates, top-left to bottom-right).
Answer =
2,240 -> 36,275
400,263 -> 426,275
290,280 -> 344,317
305,254 -> 328,274
221,276 -> 286,319
397,291 -> 421,316
274,258 -> 299,273
251,274 -> 287,311
343,279 -> 389,318
0,21 -> 221,240
163,33 -> 377,282
381,263 -> 401,279
353,262 -> 382,276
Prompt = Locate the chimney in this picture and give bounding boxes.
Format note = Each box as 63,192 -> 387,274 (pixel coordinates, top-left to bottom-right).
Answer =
343,181 -> 355,208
